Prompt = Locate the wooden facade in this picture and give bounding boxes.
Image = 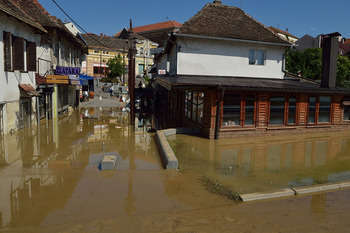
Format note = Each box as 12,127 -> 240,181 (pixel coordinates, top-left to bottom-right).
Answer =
160,87 -> 350,139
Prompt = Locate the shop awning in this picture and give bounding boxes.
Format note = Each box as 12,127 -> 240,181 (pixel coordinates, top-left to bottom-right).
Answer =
19,84 -> 39,97
79,75 -> 94,86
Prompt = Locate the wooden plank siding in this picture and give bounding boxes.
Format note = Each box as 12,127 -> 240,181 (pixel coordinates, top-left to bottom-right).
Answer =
297,94 -> 308,125
332,95 -> 343,124
256,94 -> 269,128
162,88 -> 349,139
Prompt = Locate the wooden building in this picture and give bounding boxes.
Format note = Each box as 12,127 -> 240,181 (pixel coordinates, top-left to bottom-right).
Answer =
154,1 -> 350,139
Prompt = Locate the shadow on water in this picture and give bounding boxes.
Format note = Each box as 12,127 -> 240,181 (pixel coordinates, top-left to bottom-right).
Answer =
168,130 -> 350,194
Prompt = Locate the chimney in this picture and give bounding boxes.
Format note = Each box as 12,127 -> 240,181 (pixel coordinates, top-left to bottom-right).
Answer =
213,0 -> 222,5
321,32 -> 341,88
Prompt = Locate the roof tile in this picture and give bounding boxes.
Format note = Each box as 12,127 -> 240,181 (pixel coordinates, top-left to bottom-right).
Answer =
179,3 -> 290,44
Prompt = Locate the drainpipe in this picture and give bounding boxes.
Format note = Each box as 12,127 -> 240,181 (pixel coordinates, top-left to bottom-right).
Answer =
215,87 -> 224,140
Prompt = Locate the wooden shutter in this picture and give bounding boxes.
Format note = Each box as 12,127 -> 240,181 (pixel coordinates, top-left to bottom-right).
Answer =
3,31 -> 12,71
12,36 -> 24,71
26,41 -> 36,72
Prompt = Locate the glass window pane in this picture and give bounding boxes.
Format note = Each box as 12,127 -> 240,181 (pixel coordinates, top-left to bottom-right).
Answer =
223,95 -> 241,126
192,103 -> 197,122
270,97 -> 285,125
245,96 -> 255,125
288,97 -> 296,124
308,97 -> 317,123
319,96 -> 331,123
249,50 -> 255,65
344,105 -> 350,121
256,50 -> 265,65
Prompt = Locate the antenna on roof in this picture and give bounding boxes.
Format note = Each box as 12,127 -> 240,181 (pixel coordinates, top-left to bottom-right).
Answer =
129,19 -> 133,33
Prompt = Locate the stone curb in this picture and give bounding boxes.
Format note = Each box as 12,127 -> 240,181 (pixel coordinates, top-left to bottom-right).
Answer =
240,189 -> 295,202
155,130 -> 178,170
240,181 -> 350,202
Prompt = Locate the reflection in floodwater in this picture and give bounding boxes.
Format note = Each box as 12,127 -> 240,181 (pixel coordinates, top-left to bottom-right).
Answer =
168,131 -> 350,193
0,108 -> 164,230
2,108 -> 350,232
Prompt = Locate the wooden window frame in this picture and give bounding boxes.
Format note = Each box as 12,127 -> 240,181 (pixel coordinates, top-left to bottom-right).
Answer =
268,95 -> 286,126
3,31 -> 12,71
221,93 -> 257,129
12,36 -> 25,72
26,40 -> 36,72
185,90 -> 204,125
306,96 -> 332,125
285,96 -> 297,126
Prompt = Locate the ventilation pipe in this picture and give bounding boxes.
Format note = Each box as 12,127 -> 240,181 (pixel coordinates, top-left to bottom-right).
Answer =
321,32 -> 342,88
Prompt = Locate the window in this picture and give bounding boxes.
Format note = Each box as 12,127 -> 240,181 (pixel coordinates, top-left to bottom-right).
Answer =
26,41 -> 36,72
344,105 -> 350,121
288,97 -> 296,124
270,97 -> 285,125
245,96 -> 255,125
319,96 -> 331,123
12,36 -> 25,71
185,91 -> 204,124
249,49 -> 266,65
138,64 -> 145,75
308,97 -> 317,124
223,95 -> 256,127
223,95 -> 241,126
3,31 -> 12,71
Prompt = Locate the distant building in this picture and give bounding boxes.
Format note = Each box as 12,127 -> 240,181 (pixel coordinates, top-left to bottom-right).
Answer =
81,33 -> 128,80
340,39 -> 350,56
269,26 -> 298,44
115,20 -> 182,46
117,30 -> 158,77
296,34 -> 322,51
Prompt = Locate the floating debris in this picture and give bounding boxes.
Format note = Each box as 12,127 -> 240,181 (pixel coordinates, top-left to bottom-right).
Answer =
200,176 -> 241,201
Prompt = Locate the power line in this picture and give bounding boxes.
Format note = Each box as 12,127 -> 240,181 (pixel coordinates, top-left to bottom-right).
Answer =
50,0 -> 107,48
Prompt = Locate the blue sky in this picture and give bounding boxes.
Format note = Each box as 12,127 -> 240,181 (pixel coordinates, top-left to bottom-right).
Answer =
39,0 -> 350,38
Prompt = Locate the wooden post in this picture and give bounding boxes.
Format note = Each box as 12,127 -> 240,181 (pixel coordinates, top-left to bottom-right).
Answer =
128,19 -> 136,126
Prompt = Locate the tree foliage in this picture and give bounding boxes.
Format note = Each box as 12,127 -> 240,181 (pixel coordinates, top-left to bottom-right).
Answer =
286,48 -> 350,88
102,55 -> 125,83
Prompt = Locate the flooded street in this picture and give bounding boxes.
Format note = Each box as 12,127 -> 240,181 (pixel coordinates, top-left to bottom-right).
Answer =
169,131 -> 350,194
1,107 -> 350,233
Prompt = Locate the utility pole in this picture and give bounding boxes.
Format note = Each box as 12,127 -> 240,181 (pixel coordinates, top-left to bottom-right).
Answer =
128,19 -> 136,126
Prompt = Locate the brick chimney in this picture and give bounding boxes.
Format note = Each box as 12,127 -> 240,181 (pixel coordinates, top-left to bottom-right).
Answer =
321,32 -> 341,88
213,0 -> 222,5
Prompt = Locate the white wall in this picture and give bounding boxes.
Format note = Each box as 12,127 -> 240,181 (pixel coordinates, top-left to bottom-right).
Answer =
0,12 -> 41,103
176,37 -> 286,79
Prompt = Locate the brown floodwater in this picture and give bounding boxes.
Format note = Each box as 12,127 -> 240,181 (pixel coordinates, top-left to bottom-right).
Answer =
168,130 -> 350,194
1,108 -> 350,233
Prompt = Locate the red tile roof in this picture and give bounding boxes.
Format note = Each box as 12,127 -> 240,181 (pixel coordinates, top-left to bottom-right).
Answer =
0,0 -> 46,32
132,21 -> 182,33
115,20 -> 182,37
179,3 -> 290,44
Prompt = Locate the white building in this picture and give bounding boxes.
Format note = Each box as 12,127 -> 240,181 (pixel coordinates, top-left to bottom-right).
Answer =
156,1 -> 290,80
0,1 -> 47,135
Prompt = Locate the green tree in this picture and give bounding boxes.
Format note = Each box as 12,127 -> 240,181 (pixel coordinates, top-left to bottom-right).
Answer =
286,48 -> 350,88
337,56 -> 350,87
286,48 -> 322,80
104,55 -> 125,83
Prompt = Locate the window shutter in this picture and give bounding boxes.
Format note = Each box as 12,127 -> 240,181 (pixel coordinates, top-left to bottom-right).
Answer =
26,41 -> 36,72
12,36 -> 24,71
3,31 -> 12,71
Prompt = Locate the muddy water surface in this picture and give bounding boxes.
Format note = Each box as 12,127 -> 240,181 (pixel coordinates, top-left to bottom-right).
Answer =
168,131 -> 350,194
0,108 -> 350,233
